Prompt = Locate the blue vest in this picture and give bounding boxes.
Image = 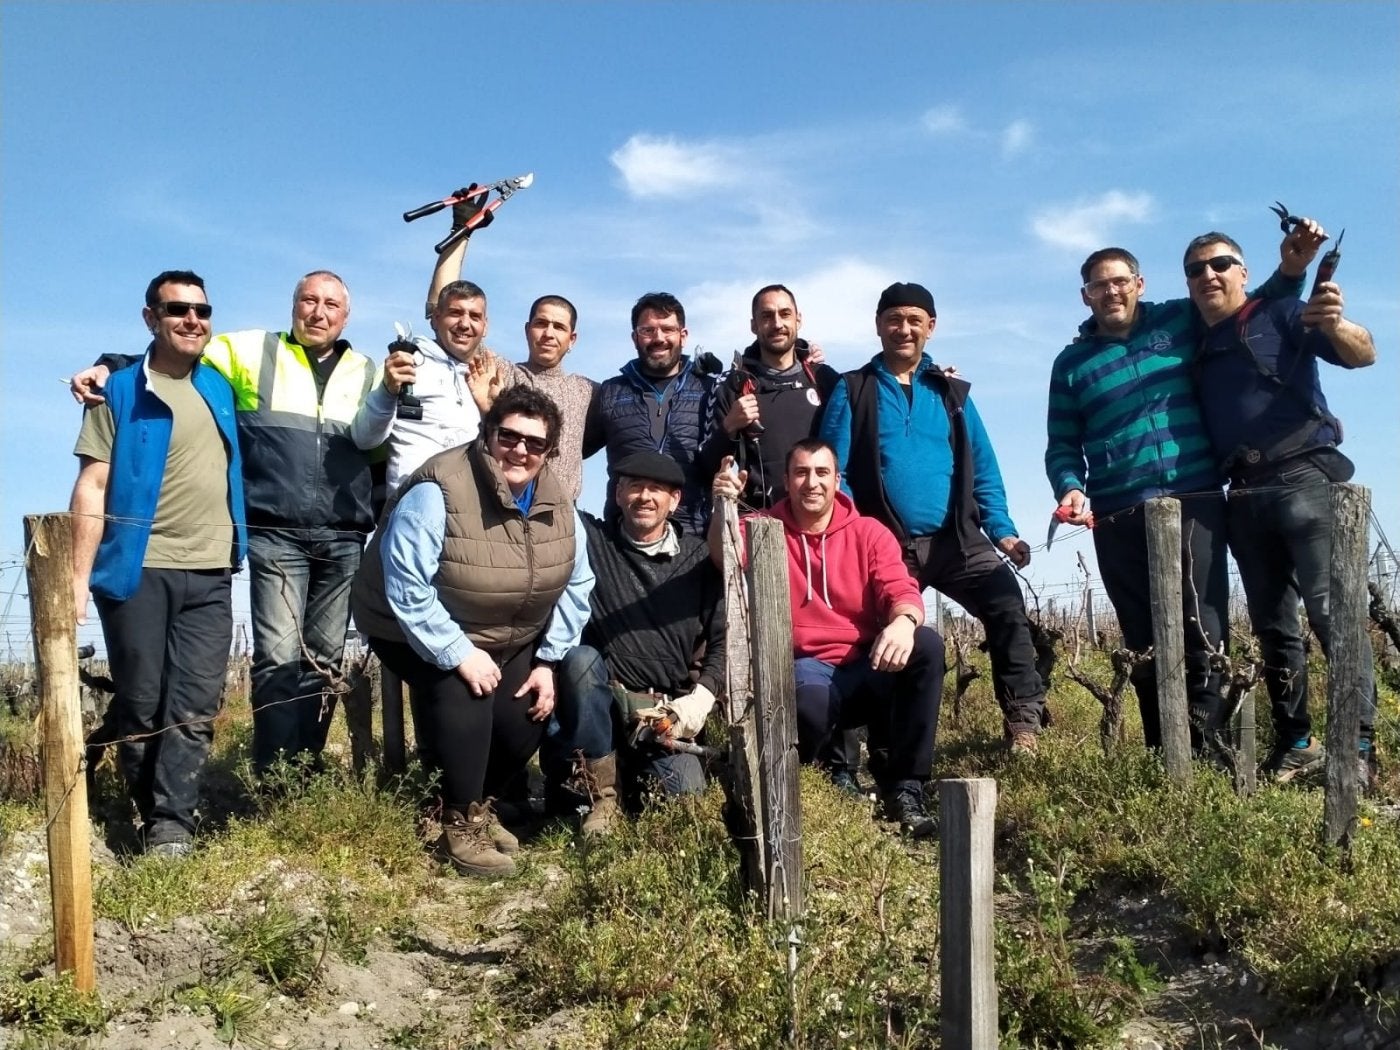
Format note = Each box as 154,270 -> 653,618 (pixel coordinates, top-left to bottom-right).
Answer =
90,356 -> 248,601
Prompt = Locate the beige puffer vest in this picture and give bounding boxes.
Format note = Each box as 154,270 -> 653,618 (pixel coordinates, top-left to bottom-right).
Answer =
351,441 -> 575,653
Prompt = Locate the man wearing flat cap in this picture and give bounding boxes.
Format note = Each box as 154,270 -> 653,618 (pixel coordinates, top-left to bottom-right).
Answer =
821,282 -> 1047,756
547,450 -> 727,833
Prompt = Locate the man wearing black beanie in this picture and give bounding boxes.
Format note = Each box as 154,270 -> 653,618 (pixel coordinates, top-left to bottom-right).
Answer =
821,281 -> 1047,757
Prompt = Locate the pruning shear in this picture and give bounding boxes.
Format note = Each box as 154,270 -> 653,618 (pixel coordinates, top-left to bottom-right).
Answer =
402,172 -> 536,254
1046,504 -> 1094,550
1270,201 -> 1344,295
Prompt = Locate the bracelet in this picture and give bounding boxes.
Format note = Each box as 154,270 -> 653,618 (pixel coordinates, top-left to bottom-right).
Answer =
896,611 -> 918,627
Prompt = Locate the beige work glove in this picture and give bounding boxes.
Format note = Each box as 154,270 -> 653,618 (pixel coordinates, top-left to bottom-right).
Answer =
664,684 -> 716,740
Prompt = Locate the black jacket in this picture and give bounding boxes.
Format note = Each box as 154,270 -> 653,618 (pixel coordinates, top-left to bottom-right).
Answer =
696,340 -> 840,508
579,513 -> 726,697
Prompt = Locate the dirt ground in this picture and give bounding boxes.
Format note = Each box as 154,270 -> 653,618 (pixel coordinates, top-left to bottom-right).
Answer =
3,822 -> 1400,1049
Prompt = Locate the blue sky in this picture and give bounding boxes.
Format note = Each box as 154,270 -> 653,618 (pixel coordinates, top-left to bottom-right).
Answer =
3,2 -> 1397,655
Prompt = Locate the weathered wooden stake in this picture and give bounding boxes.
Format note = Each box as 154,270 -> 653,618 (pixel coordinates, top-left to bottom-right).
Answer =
379,665 -> 406,775
746,516 -> 803,922
1323,483 -> 1371,847
717,498 -> 766,900
1145,497 -> 1191,781
940,777 -> 998,1049
24,513 -> 95,993
1237,685 -> 1257,796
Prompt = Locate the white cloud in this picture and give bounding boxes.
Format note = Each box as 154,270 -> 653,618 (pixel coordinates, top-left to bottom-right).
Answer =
1030,190 -> 1155,251
1001,119 -> 1034,158
609,134 -> 743,199
922,104 -> 967,135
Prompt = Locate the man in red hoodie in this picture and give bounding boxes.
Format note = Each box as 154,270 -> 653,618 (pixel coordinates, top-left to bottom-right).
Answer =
711,439 -> 944,836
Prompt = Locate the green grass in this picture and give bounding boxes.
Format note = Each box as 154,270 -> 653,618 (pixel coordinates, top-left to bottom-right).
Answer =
2,646 -> 1400,1046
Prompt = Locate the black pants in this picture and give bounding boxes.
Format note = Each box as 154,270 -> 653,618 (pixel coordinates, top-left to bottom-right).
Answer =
369,638 -> 543,808
1226,456 -> 1375,746
95,568 -> 232,845
796,627 -> 944,786
909,528 -> 1045,734
1093,494 -> 1229,748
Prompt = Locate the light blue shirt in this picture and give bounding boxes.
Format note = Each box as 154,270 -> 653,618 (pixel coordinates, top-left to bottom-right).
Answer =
379,482 -> 594,669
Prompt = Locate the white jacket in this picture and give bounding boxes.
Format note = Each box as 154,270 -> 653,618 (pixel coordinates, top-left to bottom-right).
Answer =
350,336 -> 483,494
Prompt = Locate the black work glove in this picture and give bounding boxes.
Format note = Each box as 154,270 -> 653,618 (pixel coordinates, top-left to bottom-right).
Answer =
450,183 -> 493,235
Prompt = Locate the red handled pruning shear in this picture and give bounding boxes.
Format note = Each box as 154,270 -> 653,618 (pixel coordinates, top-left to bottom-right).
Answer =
1046,504 -> 1094,550
403,173 -> 535,254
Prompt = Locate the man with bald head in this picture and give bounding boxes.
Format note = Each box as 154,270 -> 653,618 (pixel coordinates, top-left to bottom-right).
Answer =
71,270 -> 379,776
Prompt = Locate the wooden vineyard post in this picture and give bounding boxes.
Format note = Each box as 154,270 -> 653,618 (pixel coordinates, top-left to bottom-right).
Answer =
716,497 -> 766,900
1145,497 -> 1191,781
1323,483 -> 1371,847
24,513 -> 95,992
940,778 -> 998,1049
745,517 -> 804,922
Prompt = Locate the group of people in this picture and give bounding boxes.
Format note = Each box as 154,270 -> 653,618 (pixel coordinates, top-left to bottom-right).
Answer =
67,189 -> 1377,869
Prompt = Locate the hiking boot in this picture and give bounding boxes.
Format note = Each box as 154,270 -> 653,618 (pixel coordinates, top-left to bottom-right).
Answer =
479,798 -> 519,854
828,766 -> 864,797
441,804 -> 517,877
147,840 -> 193,859
1265,736 -> 1326,784
1008,731 -> 1038,757
575,753 -> 623,837
881,782 -> 936,839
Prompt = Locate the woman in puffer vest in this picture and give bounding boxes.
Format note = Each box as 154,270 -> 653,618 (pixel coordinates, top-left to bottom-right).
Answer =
351,386 -> 595,877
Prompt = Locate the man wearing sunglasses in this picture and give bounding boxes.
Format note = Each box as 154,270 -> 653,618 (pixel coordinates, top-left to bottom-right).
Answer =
1186,230 -> 1378,785
1045,221 -> 1322,757
70,270 -> 379,779
69,271 -> 248,857
584,293 -> 718,536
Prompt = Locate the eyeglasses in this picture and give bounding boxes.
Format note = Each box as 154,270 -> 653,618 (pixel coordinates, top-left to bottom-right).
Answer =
1082,275 -> 1138,300
634,324 -> 681,339
1184,255 -> 1243,279
154,301 -> 213,320
494,425 -> 551,456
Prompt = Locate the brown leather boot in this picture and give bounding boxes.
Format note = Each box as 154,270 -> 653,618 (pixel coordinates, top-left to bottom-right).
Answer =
479,798 -> 519,854
578,753 -> 623,837
440,803 -> 517,877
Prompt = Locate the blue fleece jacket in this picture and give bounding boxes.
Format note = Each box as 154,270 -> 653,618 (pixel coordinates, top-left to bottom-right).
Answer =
820,352 -> 1018,543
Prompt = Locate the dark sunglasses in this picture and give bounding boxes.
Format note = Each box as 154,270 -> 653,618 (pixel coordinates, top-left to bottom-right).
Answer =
494,425 -> 550,456
1184,255 -> 1242,279
154,300 -> 214,320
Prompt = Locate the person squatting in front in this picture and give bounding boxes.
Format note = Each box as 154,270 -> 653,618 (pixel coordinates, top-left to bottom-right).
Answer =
350,386 -> 595,877
711,440 -> 944,837
545,451 -> 727,833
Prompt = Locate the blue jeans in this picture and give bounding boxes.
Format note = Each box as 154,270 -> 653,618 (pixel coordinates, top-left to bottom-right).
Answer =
549,644 -> 706,797
1227,456 -> 1375,746
96,568 -> 232,844
795,625 -> 944,787
248,527 -> 363,774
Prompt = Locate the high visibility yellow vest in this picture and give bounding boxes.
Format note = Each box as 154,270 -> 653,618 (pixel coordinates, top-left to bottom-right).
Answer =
203,329 -> 377,531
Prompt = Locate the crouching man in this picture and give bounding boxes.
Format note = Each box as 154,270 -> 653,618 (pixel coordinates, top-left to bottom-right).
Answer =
551,452 -> 727,833
711,440 -> 944,837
